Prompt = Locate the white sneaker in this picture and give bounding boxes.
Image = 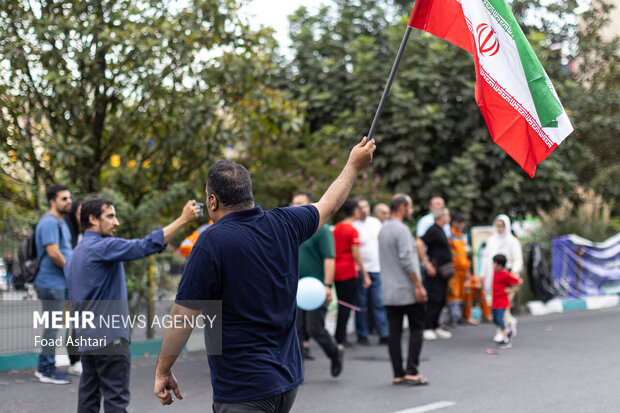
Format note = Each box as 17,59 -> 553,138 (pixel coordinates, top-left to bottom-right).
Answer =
68,361 -> 82,376
423,329 -> 438,341
434,328 -> 452,339
493,332 -> 504,343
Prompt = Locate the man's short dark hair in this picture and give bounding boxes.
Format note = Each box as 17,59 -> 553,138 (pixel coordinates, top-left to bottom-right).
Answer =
292,190 -> 314,203
493,254 -> 507,268
390,196 -> 408,212
81,198 -> 114,230
46,185 -> 70,204
207,160 -> 254,211
352,195 -> 367,204
341,199 -> 359,218
452,213 -> 466,223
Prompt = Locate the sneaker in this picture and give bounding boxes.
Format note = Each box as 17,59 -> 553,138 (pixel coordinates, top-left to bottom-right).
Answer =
330,345 -> 344,377
497,339 -> 512,349
357,336 -> 370,346
35,368 -> 71,385
68,361 -> 83,376
378,337 -> 389,345
423,329 -> 437,341
434,328 -> 452,339
493,332 -> 504,343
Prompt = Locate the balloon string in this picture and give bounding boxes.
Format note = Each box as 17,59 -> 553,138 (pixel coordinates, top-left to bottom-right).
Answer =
337,300 -> 361,312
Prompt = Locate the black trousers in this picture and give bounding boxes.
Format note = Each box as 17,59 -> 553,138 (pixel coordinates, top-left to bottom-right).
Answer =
212,388 -> 298,413
334,277 -> 357,344
78,340 -> 131,413
424,273 -> 449,330
296,306 -> 339,359
384,304 -> 425,378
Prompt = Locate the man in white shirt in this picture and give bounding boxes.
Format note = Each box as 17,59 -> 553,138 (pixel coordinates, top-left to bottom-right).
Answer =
353,196 -> 389,345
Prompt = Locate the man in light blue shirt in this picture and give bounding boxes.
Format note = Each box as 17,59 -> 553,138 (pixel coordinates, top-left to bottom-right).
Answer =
34,184 -> 74,385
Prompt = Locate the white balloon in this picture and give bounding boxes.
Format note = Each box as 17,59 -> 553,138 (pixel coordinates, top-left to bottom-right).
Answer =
297,277 -> 326,311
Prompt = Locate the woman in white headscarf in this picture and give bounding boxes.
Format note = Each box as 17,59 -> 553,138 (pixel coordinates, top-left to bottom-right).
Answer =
481,215 -> 523,292
481,215 -> 523,341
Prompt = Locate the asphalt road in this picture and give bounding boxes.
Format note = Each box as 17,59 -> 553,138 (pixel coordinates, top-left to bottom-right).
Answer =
1,306 -> 619,413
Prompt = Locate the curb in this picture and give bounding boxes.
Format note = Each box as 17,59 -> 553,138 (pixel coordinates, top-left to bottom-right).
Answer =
0,339 -> 164,372
527,295 -> 620,316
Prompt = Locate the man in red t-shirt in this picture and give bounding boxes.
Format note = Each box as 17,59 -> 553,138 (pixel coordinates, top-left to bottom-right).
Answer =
333,199 -> 371,346
492,254 -> 522,349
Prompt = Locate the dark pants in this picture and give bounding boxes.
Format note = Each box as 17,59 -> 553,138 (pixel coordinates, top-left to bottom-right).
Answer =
385,304 -> 426,378
296,306 -> 339,359
78,340 -> 131,413
212,388 -> 298,413
334,277 -> 357,344
424,274 -> 448,330
35,286 -> 67,372
355,272 -> 389,339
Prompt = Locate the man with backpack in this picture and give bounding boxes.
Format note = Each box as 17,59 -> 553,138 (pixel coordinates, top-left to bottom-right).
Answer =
33,184 -> 74,384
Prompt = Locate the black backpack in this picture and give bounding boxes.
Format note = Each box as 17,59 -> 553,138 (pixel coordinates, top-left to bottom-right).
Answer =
18,225 -> 39,283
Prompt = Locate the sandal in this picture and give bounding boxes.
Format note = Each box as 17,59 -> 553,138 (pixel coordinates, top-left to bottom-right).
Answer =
403,375 -> 430,386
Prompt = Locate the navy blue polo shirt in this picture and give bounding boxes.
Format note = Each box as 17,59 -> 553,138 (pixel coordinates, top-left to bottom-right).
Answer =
176,205 -> 319,403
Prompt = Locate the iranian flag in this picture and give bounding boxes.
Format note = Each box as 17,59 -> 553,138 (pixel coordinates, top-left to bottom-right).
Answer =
409,0 -> 573,177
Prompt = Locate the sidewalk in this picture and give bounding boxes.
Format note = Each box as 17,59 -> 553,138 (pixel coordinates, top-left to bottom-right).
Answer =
527,294 -> 620,316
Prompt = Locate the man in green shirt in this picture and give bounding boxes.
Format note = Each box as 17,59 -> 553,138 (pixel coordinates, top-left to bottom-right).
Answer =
292,191 -> 343,378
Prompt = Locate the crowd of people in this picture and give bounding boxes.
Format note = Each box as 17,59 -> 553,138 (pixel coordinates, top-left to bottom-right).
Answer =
297,193 -> 526,385
19,137 -> 526,412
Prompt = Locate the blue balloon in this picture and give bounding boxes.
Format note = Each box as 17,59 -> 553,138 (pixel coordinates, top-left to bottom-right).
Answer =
297,277 -> 326,311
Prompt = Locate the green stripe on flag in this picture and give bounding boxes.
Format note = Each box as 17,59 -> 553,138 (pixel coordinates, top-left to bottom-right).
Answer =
487,0 -> 563,127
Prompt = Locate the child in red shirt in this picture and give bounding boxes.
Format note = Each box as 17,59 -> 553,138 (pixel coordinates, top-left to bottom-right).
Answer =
492,254 -> 522,349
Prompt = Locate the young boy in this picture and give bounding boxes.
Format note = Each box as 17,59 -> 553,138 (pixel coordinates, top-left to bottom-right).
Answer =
492,254 -> 522,349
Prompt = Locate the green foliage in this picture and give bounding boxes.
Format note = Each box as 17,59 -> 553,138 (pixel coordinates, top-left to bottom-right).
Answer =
0,0 -> 267,207
534,187 -> 620,244
565,0 -> 620,213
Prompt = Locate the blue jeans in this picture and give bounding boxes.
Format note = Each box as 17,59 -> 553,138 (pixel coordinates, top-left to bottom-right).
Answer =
355,272 -> 389,338
35,286 -> 67,372
492,308 -> 506,331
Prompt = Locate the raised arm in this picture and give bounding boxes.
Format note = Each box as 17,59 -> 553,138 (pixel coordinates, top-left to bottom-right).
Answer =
312,137 -> 376,230
162,201 -> 201,244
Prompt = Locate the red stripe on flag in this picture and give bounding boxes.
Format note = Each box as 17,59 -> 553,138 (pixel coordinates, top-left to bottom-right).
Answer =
475,69 -> 558,178
409,0 -> 475,54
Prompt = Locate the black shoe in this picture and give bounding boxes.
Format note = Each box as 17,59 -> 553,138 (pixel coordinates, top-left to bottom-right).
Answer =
331,345 -> 344,377
302,347 -> 314,361
357,336 -> 370,346
378,337 -> 389,345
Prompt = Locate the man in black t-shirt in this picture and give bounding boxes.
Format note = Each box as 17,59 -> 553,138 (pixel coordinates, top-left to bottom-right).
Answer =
418,207 -> 453,341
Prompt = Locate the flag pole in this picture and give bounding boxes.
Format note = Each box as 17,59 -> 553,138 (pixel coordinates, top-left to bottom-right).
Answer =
367,26 -> 413,140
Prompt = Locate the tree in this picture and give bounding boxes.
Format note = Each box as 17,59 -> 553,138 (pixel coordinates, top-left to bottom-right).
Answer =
0,0 -> 267,207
